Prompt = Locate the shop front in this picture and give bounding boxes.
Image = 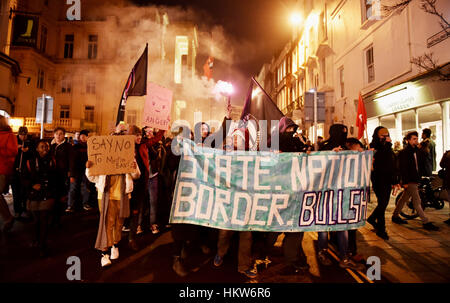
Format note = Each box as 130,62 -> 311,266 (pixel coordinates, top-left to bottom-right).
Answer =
364,69 -> 450,172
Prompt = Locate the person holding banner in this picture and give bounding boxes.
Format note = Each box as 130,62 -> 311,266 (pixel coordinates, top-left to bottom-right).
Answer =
86,125 -> 141,268
213,127 -> 256,279
317,124 -> 365,271
269,117 -> 310,275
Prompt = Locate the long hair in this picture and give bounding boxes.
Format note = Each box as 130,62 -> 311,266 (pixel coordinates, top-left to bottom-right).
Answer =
0,116 -> 11,131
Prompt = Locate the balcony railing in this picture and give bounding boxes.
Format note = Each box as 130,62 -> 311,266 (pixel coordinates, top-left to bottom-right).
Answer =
20,117 -> 81,133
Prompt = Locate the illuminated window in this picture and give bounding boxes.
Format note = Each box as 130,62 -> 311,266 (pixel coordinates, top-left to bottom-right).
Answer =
174,36 -> 189,84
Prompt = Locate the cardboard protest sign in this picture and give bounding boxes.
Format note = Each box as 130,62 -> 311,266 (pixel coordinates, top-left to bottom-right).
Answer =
87,135 -> 135,176
169,139 -> 373,232
143,82 -> 173,130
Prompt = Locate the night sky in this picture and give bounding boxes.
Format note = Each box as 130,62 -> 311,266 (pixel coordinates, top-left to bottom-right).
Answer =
132,0 -> 295,96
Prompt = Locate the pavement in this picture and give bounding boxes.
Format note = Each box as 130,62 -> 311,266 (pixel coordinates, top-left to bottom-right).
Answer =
1,188 -> 449,283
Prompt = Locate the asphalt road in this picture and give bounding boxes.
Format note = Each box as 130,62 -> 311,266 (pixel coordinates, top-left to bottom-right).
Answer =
0,200 -> 383,283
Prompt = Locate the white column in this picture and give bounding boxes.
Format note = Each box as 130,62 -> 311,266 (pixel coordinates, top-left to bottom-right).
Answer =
395,113 -> 402,143
442,101 -> 450,151
414,109 -> 419,131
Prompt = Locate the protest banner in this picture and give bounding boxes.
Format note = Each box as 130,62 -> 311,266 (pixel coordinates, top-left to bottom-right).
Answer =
143,82 -> 173,130
87,135 -> 135,176
169,139 -> 373,232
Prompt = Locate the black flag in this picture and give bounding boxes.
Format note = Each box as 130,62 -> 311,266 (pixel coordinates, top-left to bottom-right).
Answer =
239,77 -> 284,149
116,43 -> 148,125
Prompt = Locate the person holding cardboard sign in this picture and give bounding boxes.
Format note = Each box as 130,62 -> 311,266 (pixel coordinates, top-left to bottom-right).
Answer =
86,126 -> 141,268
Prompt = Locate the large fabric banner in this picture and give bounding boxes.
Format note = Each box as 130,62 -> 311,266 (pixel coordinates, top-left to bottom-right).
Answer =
169,140 -> 373,232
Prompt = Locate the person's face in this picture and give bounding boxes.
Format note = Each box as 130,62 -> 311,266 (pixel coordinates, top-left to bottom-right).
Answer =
408,135 -> 419,147
201,124 -> 209,138
19,134 -> 26,141
285,126 -> 295,133
135,134 -> 142,144
74,132 -> 80,140
347,143 -> 361,151
79,134 -> 88,143
37,142 -> 49,157
378,128 -> 391,143
54,130 -> 65,143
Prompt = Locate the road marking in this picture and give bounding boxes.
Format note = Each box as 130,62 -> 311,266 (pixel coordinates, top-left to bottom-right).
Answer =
326,248 -> 364,283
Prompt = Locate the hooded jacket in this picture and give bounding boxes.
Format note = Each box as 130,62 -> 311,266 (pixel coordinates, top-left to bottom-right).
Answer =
369,127 -> 398,185
278,117 -> 305,153
320,124 -> 348,151
0,129 -> 18,175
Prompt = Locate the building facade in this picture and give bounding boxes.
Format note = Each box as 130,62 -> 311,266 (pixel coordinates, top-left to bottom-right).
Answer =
258,0 -> 450,163
2,0 -> 201,136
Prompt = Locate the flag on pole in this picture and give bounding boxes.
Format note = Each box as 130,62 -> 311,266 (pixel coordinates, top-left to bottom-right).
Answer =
116,44 -> 148,125
239,77 -> 284,149
356,92 -> 367,140
203,56 -> 214,80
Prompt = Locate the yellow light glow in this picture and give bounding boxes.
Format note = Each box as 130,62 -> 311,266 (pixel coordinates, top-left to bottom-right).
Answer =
290,13 -> 302,26
305,12 -> 319,29
8,117 -> 24,132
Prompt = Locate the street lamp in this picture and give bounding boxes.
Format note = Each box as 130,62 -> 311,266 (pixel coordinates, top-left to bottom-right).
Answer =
290,12 -> 303,26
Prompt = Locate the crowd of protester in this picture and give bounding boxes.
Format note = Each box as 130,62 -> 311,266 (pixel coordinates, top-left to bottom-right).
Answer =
0,113 -> 449,279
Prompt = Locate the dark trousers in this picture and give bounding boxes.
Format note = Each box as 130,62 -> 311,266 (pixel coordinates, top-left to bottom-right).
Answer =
11,173 -> 29,215
266,232 -> 307,268
369,179 -> 392,231
129,185 -> 146,241
32,210 -> 51,250
348,230 -> 357,255
51,173 -> 68,227
68,175 -> 96,209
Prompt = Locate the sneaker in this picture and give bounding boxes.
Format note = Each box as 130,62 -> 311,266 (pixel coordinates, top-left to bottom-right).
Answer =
150,224 -> 159,234
392,216 -> 408,224
239,269 -> 257,279
110,246 -> 119,260
101,254 -> 111,267
137,225 -> 144,235
83,205 -> 93,211
367,217 -> 378,230
318,250 -> 332,266
213,254 -> 223,267
350,254 -> 365,263
122,226 -> 130,232
423,222 -> 439,231
172,256 -> 188,277
65,207 -> 74,213
376,230 -> 390,240
444,218 -> 450,225
201,244 -> 211,255
128,240 -> 139,251
339,258 -> 365,271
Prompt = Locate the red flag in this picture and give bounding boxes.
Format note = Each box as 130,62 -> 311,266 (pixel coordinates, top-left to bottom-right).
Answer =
356,92 -> 367,139
203,56 -> 214,80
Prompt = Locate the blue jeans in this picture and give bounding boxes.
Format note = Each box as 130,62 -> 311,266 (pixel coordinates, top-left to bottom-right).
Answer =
318,231 -> 348,259
148,175 -> 159,225
68,175 -> 96,208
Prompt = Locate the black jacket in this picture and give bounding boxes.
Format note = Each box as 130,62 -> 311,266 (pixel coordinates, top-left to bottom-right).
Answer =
27,154 -> 56,201
320,124 -> 348,151
278,117 -> 305,152
50,140 -> 72,175
370,140 -> 398,185
69,142 -> 88,178
398,144 -> 421,184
